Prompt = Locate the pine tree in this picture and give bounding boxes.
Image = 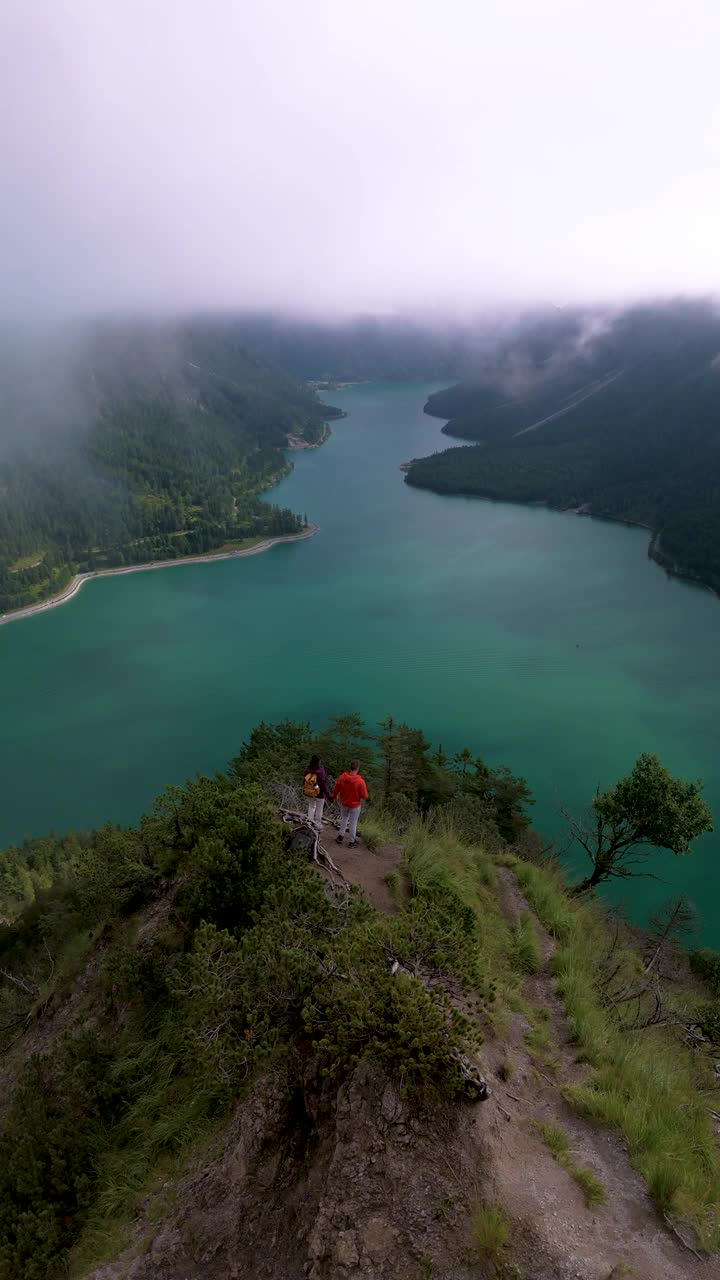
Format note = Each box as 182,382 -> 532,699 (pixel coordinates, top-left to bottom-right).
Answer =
378,718 -> 431,808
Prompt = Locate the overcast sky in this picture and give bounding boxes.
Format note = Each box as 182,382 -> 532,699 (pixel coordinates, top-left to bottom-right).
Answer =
2,0 -> 719,317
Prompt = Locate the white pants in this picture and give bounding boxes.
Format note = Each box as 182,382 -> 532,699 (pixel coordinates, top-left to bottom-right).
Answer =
339,805 -> 361,841
307,797 -> 325,826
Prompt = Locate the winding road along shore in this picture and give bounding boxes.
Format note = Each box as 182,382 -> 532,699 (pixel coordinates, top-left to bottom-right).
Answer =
0,524 -> 319,628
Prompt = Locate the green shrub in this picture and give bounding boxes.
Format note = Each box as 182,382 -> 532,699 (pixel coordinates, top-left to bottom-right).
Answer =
0,1032 -> 124,1280
689,947 -> 720,996
307,973 -> 473,1094
173,786 -> 281,931
696,999 -> 720,1046
429,795 -> 504,855
229,718 -> 313,788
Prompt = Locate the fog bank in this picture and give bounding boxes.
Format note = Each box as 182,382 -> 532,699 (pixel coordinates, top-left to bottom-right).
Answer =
2,1 -> 719,317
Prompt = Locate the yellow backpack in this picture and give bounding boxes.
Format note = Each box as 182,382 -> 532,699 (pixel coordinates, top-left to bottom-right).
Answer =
304,771 -> 320,798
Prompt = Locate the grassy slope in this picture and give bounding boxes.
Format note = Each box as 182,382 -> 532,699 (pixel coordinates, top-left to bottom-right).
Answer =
368,808 -> 720,1249
512,857 -> 720,1246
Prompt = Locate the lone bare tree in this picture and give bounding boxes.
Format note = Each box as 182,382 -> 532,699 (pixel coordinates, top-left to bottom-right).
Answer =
567,753 -> 712,895
644,894 -> 697,974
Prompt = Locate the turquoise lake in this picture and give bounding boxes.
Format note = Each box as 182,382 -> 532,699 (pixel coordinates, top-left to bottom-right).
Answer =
1,381 -> 719,943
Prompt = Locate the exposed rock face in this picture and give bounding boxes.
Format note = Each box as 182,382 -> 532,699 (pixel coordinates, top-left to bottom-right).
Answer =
90,1061 -> 484,1280
86,870 -> 716,1280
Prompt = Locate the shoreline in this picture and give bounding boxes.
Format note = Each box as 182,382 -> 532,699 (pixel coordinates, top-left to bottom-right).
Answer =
420,400 -> 720,601
406,467 -> 720,602
0,524 -> 319,628
569,507 -> 720,600
414,408 -> 720,602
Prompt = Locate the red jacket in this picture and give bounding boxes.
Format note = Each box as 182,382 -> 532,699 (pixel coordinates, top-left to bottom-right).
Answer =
332,771 -> 368,809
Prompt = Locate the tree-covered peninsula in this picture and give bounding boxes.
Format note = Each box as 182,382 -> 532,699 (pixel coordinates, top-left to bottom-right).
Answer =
0,320 -> 336,615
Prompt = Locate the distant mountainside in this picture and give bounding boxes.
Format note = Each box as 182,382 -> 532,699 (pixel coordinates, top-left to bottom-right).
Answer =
0,321 -> 335,615
407,301 -> 720,594
218,312 -> 500,382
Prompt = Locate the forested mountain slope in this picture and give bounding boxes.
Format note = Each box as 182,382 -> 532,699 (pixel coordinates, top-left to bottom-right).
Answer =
408,301 -> 720,593
217,312 -> 496,382
0,321 -> 334,614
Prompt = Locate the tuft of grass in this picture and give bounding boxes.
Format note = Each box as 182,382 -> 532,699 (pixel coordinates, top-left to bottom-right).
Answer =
570,1163 -> 607,1207
511,858 -> 576,941
510,912 -> 542,974
403,819 -> 496,901
67,1219 -> 133,1278
68,1125 -> 210,1278
384,869 -> 404,907
358,807 -> 398,849
471,1202 -> 510,1262
525,1018 -> 555,1064
399,819 -> 519,1030
539,1120 -> 570,1160
537,1120 -> 606,1208
516,859 -> 720,1247
644,1156 -> 682,1214
497,1056 -> 514,1081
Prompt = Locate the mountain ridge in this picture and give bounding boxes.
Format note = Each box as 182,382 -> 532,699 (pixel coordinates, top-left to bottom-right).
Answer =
1,713 -> 718,1277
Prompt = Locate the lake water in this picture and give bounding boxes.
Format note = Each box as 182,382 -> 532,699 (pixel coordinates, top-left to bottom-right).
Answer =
1,381 -> 719,943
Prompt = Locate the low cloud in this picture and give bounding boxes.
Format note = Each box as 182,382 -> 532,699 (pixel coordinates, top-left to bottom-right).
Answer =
1,1 -> 720,319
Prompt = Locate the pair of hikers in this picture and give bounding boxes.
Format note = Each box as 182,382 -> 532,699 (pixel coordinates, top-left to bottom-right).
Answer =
304,755 -> 368,848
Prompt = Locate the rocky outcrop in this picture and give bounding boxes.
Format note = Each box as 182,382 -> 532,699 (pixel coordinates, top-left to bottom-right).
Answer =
90,1061 -> 483,1280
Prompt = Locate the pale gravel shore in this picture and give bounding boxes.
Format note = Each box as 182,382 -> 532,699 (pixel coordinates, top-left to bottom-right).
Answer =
0,524 -> 319,628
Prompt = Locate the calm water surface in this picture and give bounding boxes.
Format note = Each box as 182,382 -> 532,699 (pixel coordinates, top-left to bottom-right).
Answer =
1,381 -> 719,942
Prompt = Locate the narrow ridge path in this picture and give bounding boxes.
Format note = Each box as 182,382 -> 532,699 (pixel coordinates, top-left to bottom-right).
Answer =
318,824 -> 402,914
484,862 -> 714,1279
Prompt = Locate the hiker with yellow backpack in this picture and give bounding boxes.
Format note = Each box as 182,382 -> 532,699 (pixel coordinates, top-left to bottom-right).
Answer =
304,754 -> 333,827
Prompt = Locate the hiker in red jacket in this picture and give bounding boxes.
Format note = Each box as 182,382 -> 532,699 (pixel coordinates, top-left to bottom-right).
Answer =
332,760 -> 369,848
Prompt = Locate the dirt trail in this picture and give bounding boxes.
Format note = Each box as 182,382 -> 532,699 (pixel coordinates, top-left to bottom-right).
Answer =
317,822 -> 402,914
476,863 -> 715,1279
